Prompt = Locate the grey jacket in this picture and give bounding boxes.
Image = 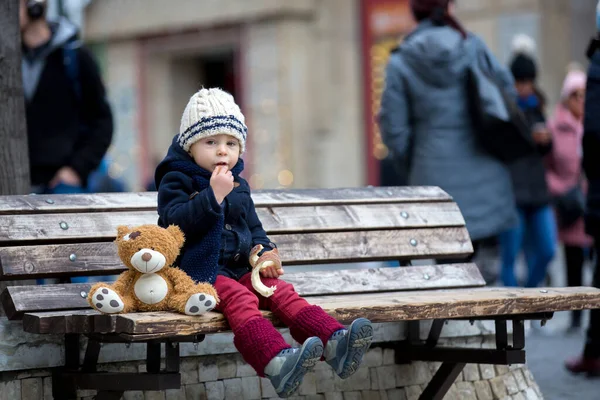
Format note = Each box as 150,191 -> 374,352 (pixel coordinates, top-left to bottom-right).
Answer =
378,21 -> 518,241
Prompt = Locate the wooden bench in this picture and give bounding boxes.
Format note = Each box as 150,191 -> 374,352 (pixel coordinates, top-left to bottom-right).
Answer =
1,186 -> 599,400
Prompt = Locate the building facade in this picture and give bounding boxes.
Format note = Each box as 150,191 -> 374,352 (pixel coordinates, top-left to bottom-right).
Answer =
83,0 -> 597,190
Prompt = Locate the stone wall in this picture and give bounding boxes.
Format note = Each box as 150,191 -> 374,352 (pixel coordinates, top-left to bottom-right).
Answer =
0,336 -> 543,400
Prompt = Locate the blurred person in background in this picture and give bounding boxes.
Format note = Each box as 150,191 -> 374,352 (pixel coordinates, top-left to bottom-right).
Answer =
20,0 -> 113,194
378,0 -> 517,271
21,0 -> 115,285
546,67 -> 592,331
565,1 -> 600,376
498,35 -> 557,288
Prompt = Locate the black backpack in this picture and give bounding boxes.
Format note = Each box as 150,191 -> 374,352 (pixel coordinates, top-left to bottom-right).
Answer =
465,50 -> 535,162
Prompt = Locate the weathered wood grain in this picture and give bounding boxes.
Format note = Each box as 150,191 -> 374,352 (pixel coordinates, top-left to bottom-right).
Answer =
1,283 -> 91,320
0,187 -> 451,214
23,287 -> 600,335
256,202 -> 465,233
274,263 -> 485,296
0,211 -> 158,243
1,263 -> 484,319
0,227 -> 473,279
272,228 -> 473,264
0,243 -> 123,279
0,192 -> 158,215
22,309 -> 102,334
112,287 -> 600,335
252,187 -> 452,206
0,203 -> 465,243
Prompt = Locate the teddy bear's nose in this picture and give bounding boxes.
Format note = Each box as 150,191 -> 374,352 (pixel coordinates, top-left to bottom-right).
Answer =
141,252 -> 152,262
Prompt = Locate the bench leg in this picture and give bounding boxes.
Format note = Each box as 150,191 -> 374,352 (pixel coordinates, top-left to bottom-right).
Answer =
52,369 -> 78,400
52,334 -> 80,399
147,341 -> 162,373
165,342 -> 180,372
419,362 -> 465,400
52,334 -> 202,397
83,338 -> 102,372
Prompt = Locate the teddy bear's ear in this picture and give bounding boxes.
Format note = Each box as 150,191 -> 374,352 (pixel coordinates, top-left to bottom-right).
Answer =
166,225 -> 185,248
116,226 -> 130,240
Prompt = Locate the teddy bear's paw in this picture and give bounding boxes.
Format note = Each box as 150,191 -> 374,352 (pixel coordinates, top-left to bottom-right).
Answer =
184,293 -> 216,316
91,287 -> 124,314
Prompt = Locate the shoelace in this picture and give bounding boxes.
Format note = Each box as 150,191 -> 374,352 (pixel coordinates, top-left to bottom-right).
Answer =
331,330 -> 346,341
280,348 -> 296,356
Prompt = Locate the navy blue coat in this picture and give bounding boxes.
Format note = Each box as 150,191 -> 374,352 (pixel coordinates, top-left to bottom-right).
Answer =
155,140 -> 274,281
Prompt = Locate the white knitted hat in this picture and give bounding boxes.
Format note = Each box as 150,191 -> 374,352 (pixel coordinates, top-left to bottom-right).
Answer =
177,88 -> 247,154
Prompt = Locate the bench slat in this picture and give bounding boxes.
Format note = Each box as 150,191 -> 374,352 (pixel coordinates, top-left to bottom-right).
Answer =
0,192 -> 158,215
253,187 -> 452,206
0,187 -> 451,214
0,228 -> 473,280
1,263 -> 482,320
22,287 -> 600,335
256,202 -> 465,233
22,310 -> 96,335
264,263 -> 485,296
273,228 -> 472,263
0,211 -> 158,243
0,203 -> 464,244
106,286 -> 600,335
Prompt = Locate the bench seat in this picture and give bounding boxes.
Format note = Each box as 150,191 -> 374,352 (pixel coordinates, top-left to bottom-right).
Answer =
22,286 -> 600,337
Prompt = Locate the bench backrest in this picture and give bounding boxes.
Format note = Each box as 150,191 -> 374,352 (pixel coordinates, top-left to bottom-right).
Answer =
0,186 -> 480,319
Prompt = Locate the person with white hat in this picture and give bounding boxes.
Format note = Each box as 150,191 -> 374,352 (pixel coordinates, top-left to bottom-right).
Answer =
154,88 -> 373,398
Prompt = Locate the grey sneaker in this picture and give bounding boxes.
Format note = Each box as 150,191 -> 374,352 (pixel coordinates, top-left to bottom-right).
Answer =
325,318 -> 373,379
264,336 -> 324,398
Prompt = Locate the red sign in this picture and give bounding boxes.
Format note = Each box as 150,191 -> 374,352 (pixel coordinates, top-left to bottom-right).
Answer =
361,0 -> 415,185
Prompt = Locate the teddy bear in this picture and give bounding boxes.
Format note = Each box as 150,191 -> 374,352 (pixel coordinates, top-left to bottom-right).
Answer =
87,224 -> 219,316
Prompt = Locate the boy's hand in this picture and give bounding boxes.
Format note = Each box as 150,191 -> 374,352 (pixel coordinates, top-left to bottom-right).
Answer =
250,245 -> 284,278
260,264 -> 284,279
210,166 -> 234,204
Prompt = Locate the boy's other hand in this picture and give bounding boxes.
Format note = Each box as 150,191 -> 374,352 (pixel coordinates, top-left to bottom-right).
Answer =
210,166 -> 234,204
260,264 -> 284,279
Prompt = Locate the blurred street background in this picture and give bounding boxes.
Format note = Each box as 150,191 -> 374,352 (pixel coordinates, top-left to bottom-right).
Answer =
49,0 -> 597,193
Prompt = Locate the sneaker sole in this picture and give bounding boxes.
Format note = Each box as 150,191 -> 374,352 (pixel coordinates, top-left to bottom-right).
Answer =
338,318 -> 373,379
278,337 -> 324,398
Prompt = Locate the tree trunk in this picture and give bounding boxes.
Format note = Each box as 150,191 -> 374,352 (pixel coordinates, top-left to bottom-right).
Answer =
0,1 -> 32,318
0,0 -> 30,195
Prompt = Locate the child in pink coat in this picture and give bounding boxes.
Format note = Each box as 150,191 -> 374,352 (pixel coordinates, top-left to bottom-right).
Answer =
546,68 -> 594,329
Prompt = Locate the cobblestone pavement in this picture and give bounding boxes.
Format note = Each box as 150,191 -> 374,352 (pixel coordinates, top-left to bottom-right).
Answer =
519,245 -> 599,400
527,311 -> 599,400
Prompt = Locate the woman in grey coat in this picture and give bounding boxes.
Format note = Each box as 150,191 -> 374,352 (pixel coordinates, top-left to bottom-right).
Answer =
378,0 -> 517,250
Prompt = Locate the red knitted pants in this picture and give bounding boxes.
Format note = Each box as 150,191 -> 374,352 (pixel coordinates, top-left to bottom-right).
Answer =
214,274 -> 344,376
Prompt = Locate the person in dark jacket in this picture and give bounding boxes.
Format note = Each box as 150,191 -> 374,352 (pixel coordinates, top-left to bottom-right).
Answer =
565,9 -> 600,374
155,88 -> 373,398
498,35 -> 557,288
19,0 -> 113,193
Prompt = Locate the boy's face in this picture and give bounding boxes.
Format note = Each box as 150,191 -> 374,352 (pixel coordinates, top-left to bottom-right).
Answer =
189,134 -> 240,172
